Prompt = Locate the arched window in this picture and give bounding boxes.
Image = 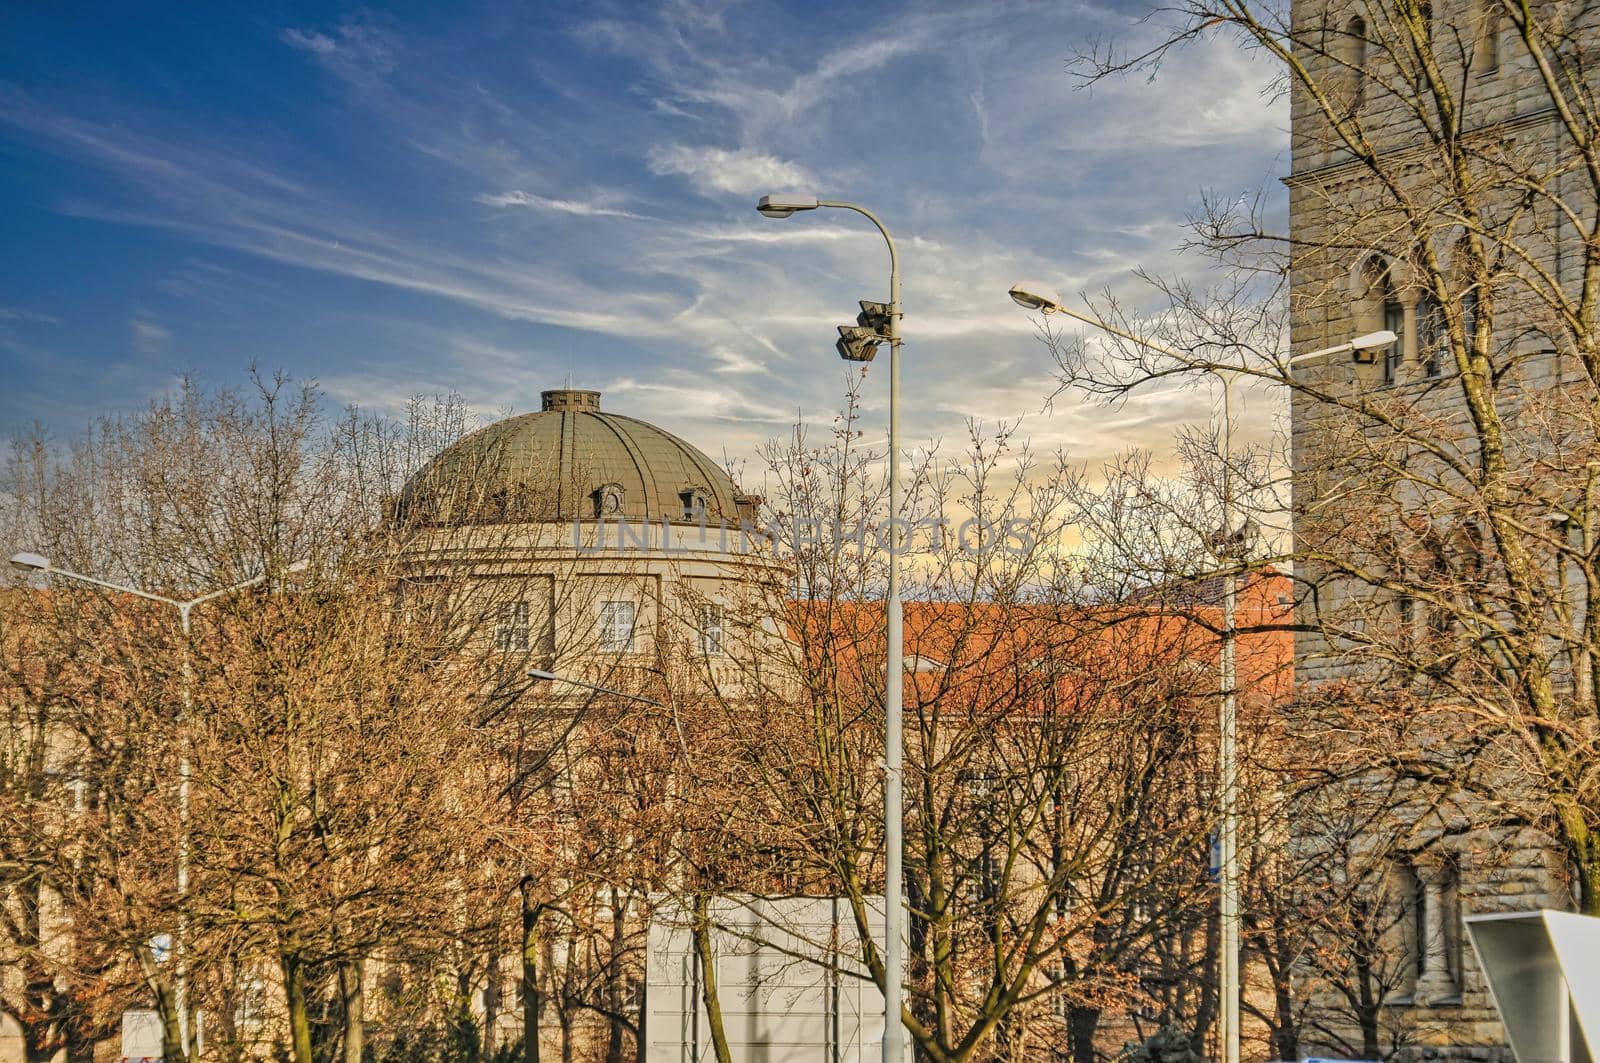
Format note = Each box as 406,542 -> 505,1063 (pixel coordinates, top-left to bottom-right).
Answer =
1352,255 -> 1406,384
1346,16 -> 1368,111
1478,1 -> 1502,73
1417,292 -> 1446,378
1383,282 -> 1405,385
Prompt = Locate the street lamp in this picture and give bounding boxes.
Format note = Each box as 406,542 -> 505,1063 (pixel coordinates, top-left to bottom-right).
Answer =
526,668 -> 664,708
758,193 -> 906,1063
9,551 -> 309,1061
1005,285 -> 1393,1063
1007,282 -> 1396,366
756,194 -> 821,218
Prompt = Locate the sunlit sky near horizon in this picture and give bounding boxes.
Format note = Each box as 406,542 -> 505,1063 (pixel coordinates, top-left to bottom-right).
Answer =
0,1 -> 1289,483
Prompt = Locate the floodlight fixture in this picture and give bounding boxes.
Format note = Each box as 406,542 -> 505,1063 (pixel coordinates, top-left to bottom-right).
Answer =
836,325 -> 882,362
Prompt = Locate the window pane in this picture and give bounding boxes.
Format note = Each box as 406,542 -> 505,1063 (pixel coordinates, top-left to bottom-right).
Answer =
698,604 -> 724,656
496,601 -> 530,651
599,601 -> 635,652
1418,294 -> 1445,377
1384,297 -> 1405,385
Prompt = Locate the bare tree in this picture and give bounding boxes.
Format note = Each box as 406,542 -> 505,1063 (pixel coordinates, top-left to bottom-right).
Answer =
660,388 -> 1292,1061
1062,0 -> 1600,910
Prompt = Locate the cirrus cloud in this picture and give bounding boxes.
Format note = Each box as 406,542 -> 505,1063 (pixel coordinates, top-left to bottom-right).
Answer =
477,190 -> 643,219
646,144 -> 813,197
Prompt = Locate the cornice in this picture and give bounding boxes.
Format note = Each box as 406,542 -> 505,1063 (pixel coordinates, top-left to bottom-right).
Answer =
1284,105 -> 1562,189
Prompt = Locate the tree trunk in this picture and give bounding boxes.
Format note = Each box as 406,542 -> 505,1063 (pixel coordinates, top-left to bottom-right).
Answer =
281,951 -> 315,1063
153,970 -> 187,1063
19,959 -> 62,1063
485,952 -> 500,1058
1272,975 -> 1297,1063
607,891 -> 627,1063
523,882 -> 542,1063
691,894 -> 734,1063
1577,845 -> 1600,916
339,957 -> 365,1063
1067,1006 -> 1098,1063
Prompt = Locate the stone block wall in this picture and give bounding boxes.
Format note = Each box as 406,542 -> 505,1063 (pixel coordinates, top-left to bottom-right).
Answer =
1286,1 -> 1596,1057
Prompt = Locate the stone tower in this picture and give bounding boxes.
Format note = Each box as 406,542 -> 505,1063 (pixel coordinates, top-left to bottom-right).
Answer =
1285,0 -> 1598,1056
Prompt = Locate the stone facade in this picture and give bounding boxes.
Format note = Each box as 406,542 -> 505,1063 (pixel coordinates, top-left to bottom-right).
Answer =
1286,0 -> 1597,1057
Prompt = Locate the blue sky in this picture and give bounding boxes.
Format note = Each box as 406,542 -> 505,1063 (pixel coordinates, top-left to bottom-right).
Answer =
0,1 -> 1286,474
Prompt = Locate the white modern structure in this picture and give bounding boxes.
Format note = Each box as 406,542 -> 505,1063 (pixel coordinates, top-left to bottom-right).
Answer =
645,896 -> 905,1063
1466,909 -> 1600,1063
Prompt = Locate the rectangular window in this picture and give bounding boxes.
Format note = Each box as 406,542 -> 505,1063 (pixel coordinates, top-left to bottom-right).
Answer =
1048,964 -> 1071,1019
598,601 -> 636,653
236,976 -> 268,1028
970,847 -> 998,907
698,604 -> 724,656
495,601 -> 530,651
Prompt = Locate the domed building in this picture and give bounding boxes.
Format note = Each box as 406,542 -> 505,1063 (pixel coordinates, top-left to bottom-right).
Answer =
399,388 -> 786,696
399,388 -> 763,529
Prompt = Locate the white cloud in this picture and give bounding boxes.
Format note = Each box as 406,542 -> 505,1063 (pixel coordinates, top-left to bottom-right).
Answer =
5,2 -> 1293,476
0,307 -> 58,324
646,144 -> 813,197
478,190 -> 643,219
281,20 -> 398,81
132,317 -> 171,354
281,28 -> 337,56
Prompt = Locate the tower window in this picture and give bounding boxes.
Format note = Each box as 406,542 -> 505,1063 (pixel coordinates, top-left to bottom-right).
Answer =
598,601 -> 636,653
1345,16 -> 1368,111
1382,271 -> 1405,385
1418,293 -> 1446,377
680,489 -> 708,521
1478,2 -> 1501,73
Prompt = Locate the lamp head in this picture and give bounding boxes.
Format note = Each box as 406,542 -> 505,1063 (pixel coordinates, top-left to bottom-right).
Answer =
285,558 -> 311,575
757,194 -> 820,219
1008,282 -> 1063,313
8,552 -> 49,572
527,668 -> 557,682
1351,329 -> 1398,352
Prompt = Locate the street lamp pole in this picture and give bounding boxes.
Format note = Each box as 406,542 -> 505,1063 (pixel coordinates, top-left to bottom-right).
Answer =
757,194 -> 904,1063
8,551 -> 307,1062
1217,373 -> 1240,1061
1002,285 -> 1394,1063
526,668 -> 665,708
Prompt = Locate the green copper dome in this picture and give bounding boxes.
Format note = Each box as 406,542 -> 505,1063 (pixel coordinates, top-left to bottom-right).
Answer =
398,389 -> 754,527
